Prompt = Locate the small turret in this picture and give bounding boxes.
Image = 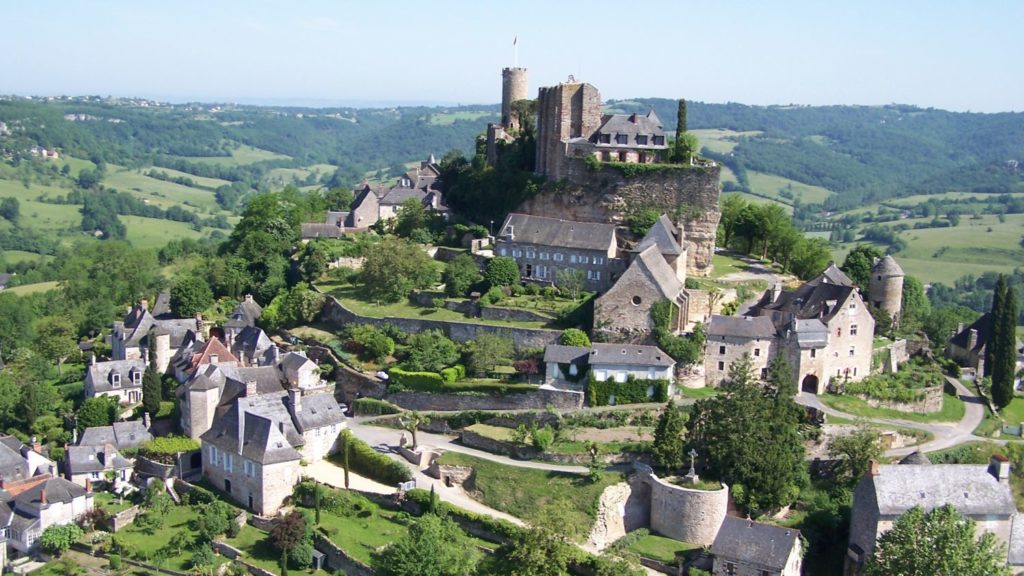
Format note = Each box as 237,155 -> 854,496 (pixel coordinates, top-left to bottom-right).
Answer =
869,256 -> 905,327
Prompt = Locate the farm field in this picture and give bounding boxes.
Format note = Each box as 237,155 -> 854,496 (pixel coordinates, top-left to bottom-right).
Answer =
4,281 -> 59,295
104,166 -> 225,213
746,170 -> 833,204
173,144 -> 290,166
121,215 -> 210,249
144,165 -> 232,188
691,128 -> 762,154
1,250 -> 52,264
722,190 -> 793,214
428,110 -> 496,125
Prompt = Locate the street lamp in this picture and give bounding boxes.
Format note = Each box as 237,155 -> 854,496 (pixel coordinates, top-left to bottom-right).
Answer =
489,220 -> 494,236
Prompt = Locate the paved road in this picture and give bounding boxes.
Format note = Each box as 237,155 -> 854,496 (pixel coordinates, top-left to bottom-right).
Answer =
796,375 -> 991,457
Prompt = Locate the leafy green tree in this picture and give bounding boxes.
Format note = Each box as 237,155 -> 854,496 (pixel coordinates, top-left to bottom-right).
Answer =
360,236 -> 439,302
489,501 -> 580,576
765,352 -> 793,396
559,328 -> 591,348
651,400 -> 687,471
827,427 -> 881,487
626,208 -> 660,236
404,330 -> 459,372
400,411 -> 431,448
689,354 -> 808,514
923,305 -> 978,347
33,315 -> 78,376
322,186 -> 354,211
865,504 -> 1009,576
899,275 -> 929,334
789,238 -> 832,280
39,523 -> 84,556
77,396 -> 119,430
841,245 -> 884,291
0,293 -> 37,355
394,198 -> 429,239
718,194 -> 748,249
191,500 -> 233,543
190,545 -> 217,574
467,333 -> 514,376
298,240 -> 330,283
442,254 -> 482,297
0,197 -> 20,224
261,283 -> 325,330
555,268 -> 585,301
485,256 -> 520,287
372,513 -> 480,576
271,510 -> 310,574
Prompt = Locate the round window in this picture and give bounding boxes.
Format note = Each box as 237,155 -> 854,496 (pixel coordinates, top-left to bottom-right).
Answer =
631,295 -> 642,306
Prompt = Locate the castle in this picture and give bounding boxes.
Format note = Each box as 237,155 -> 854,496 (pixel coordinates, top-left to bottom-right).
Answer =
486,67 -> 721,277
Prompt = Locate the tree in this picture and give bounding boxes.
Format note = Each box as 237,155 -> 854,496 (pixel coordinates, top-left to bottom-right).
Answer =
718,194 -> 748,249
923,305 -> 978,347
899,275 -> 929,334
651,400 -> 687,471
827,427 -> 881,487
373,514 -> 479,576
360,236 -> 439,302
404,330 -> 459,373
841,245 -> 884,292
765,353 -> 793,397
492,500 -> 580,576
0,197 -> 20,224
341,432 -> 351,489
688,355 -> 808,514
270,510 -> 308,575
559,328 -> 591,348
142,361 -> 163,418
467,333 -> 514,376
190,545 -> 216,574
39,523 -> 84,556
865,504 -> 1009,576
442,253 -> 482,297
170,275 -> 214,318
77,396 -> 119,430
298,240 -> 330,283
400,411 -> 431,448
261,283 -> 325,330
33,316 -> 78,376
555,268 -> 585,301
485,256 -> 520,287
191,500 -> 233,543
394,197 -> 429,239
992,277 -> 1018,410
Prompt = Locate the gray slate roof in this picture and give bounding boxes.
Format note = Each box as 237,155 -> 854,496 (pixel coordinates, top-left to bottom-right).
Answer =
79,421 -> 151,450
790,318 -> 828,349
867,464 -> 1016,517
872,255 -> 905,276
201,400 -> 302,465
630,245 -> 684,301
498,213 -> 616,252
543,345 -> 591,365
14,477 -> 89,509
293,393 -> 346,432
593,111 -> 667,148
301,223 -> 345,239
230,296 -> 263,327
0,440 -> 30,482
87,359 -> 146,393
949,313 -> 991,353
379,187 -> 428,206
753,277 -> 857,327
636,214 -> 682,256
65,445 -> 132,476
589,343 -> 674,368
706,315 -> 776,340
711,516 -> 800,571
819,264 -> 854,287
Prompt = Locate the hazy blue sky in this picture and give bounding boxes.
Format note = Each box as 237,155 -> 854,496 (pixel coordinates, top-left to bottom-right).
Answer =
2,0 -> 1020,111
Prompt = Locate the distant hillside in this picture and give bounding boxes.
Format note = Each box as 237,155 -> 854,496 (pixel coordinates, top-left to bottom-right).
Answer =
606,99 -> 1024,210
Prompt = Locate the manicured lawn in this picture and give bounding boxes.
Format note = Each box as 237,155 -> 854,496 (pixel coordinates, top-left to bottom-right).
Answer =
223,524 -> 331,575
466,423 -> 517,441
678,386 -> 720,400
708,251 -> 750,279
627,533 -> 700,563
819,392 -> 965,424
435,452 -> 621,537
115,505 -> 203,571
314,508 -> 409,565
998,397 -> 1024,424
94,491 -> 136,514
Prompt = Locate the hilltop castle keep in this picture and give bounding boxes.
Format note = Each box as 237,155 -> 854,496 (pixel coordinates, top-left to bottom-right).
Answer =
487,68 -> 721,276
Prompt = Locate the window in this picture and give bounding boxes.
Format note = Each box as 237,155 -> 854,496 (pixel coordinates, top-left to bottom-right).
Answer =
631,295 -> 642,306
209,445 -> 218,464
615,134 -> 628,144
92,471 -> 100,479
810,349 -> 816,358
525,264 -> 533,277
653,135 -> 665,145
837,327 -> 842,337
131,371 -> 141,386
718,361 -> 725,371
536,265 -> 546,279
849,302 -> 856,310
570,254 -> 578,263
849,347 -> 856,357
244,460 -> 256,477
526,250 -> 535,259
618,151 -> 627,162
512,249 -> 522,258
719,346 -> 726,355
761,571 -> 771,576
580,255 -> 589,264
498,248 -> 507,256
540,252 -> 549,260
553,253 -> 564,262
594,271 -> 601,280
111,372 -> 121,388
725,562 -> 736,575
636,135 -> 648,145
594,256 -> 604,265
760,368 -> 768,380
850,324 -> 858,336
599,134 -> 611,144
595,370 -> 606,381
615,372 -> 627,383
224,452 -> 233,472
754,348 -> 761,357
601,151 -> 611,161
587,270 -> 594,280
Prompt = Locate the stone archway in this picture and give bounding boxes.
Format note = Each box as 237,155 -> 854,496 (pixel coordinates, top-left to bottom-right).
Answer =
801,374 -> 819,394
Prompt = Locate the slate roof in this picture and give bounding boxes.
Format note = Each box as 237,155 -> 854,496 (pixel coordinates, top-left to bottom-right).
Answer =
325,211 -> 347,227
543,345 -> 591,365
593,111 -> 667,148
949,313 -> 991,353
230,296 -> 263,327
151,289 -> 172,318
379,187 -> 428,206
11,476 -> 88,509
1010,514 -> 1024,566
201,400 -> 302,465
589,343 -> 674,368
0,440 -> 31,482
79,421 -> 151,450
818,264 -> 855,287
711,516 -> 800,571
753,278 -> 857,327
866,464 -> 1016,517
636,214 -> 682,256
301,223 -> 345,239
292,393 -> 346,432
872,255 -> 905,277
898,451 -> 931,465
116,305 -> 200,349
790,318 -> 829,349
628,245 -> 684,301
230,326 -> 273,363
87,359 -> 146,393
498,213 -> 616,252
65,445 -> 131,476
706,315 -> 776,340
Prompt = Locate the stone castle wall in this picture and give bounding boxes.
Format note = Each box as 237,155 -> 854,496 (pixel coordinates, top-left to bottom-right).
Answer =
501,67 -> 529,127
536,82 -> 602,179
516,162 -> 721,276
384,388 -> 583,411
642,470 -> 728,546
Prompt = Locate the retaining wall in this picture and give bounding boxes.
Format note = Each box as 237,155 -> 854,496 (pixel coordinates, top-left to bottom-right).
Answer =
105,505 -> 142,532
313,532 -> 374,576
857,383 -> 944,414
385,388 -> 583,411
637,467 -> 729,546
460,430 -> 538,460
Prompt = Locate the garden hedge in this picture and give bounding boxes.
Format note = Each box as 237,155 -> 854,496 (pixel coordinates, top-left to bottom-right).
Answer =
336,430 -> 412,485
388,368 -> 445,392
352,398 -> 401,416
587,376 -> 669,406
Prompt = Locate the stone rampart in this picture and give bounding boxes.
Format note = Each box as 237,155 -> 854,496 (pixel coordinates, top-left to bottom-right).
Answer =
460,430 -> 538,460
248,514 -> 278,532
333,362 -> 386,404
212,540 -> 244,560
425,462 -> 474,487
858,383 -> 944,414
320,295 -> 561,349
641,470 -> 728,546
481,306 -> 555,323
385,388 -> 583,411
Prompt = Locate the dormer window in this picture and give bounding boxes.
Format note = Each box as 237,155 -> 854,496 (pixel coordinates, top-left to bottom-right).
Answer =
615,134 -> 628,145
652,135 -> 665,146
599,134 -> 611,144
111,372 -> 121,388
636,135 -> 648,145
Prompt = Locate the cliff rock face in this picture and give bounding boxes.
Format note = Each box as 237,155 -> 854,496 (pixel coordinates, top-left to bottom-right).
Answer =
516,160 -> 721,276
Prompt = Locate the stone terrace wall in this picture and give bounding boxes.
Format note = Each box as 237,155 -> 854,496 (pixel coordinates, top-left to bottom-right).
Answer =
460,430 -> 539,460
105,505 -> 142,532
516,161 -> 721,276
858,383 -> 944,414
385,388 -> 583,411
642,470 -> 728,546
319,295 -> 561,350
313,532 -> 374,576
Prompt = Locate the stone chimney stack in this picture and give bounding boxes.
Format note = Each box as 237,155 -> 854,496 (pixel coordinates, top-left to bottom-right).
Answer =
91,354 -> 97,366
31,436 -> 41,454
39,488 -> 47,505
245,294 -> 253,304
195,313 -> 204,335
771,282 -> 783,302
968,329 -> 979,351
143,412 -> 151,429
209,354 -> 219,365
989,454 -> 1011,484
103,443 -> 114,465
85,478 -> 92,493
245,380 -> 257,397
288,388 -> 301,414
867,459 -> 880,477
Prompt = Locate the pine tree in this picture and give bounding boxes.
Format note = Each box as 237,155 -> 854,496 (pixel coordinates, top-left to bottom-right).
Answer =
651,400 -> 686,471
766,353 -> 793,397
993,280 -> 1018,410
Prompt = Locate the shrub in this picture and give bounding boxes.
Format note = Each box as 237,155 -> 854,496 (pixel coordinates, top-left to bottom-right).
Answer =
484,285 -> 505,305
337,430 -> 412,485
530,425 -> 555,451
485,256 -> 520,287
352,398 -> 401,416
346,324 -> 395,362
559,328 -> 591,348
108,554 -> 122,570
388,368 -> 445,392
404,488 -> 522,542
139,436 -> 200,464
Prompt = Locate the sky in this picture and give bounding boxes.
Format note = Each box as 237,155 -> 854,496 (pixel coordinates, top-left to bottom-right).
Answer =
2,0 -> 1021,112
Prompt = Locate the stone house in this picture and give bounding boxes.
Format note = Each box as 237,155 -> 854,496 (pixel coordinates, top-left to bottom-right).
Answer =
0,436 -> 57,483
0,475 -> 93,555
78,420 -> 152,452
64,444 -> 132,487
704,315 -> 778,387
199,387 -> 346,515
543,343 -> 675,388
947,313 -> 992,374
711,515 -> 803,576
83,358 -> 146,403
586,110 -> 669,164
594,245 -> 690,341
111,300 -> 205,373
495,213 -> 623,291
845,457 -> 1024,575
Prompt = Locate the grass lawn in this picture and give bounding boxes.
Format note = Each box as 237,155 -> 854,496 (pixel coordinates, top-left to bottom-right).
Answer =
94,491 -> 136,514
174,144 -> 290,167
998,397 -> 1024,424
723,190 -> 794,214
466,423 -> 517,441
708,251 -> 750,279
313,508 -> 409,565
320,282 -> 551,330
678,386 -> 720,400
115,505 -> 203,571
818,392 -> 965,424
5,281 -> 60,295
824,414 -> 935,444
2,250 -> 53,265
223,524 -> 331,575
435,452 -> 621,537
626,533 -> 700,564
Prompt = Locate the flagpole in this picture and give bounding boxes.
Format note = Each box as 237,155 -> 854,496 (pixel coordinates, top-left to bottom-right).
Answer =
513,35 -> 518,68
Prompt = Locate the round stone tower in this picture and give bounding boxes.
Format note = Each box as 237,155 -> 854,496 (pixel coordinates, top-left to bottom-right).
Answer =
501,67 -> 529,129
869,255 -> 905,326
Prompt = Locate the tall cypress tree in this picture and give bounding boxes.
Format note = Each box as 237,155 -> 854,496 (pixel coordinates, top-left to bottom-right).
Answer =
993,283 -> 1018,410
987,276 -> 1007,377
674,99 -> 688,161
142,330 -> 163,416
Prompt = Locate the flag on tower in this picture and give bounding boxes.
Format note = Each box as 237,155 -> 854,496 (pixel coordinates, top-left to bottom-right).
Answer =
513,35 -> 517,46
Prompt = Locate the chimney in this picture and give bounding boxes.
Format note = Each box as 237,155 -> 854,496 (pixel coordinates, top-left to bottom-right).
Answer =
237,402 -> 246,455
143,412 -> 151,429
245,380 -> 257,397
867,459 -> 880,477
209,354 -> 219,365
968,329 -> 979,350
771,282 -> 782,302
85,478 -> 92,493
140,299 -> 148,312
278,422 -> 285,434
271,345 -> 280,365
91,354 -> 97,366
288,388 -> 302,414
72,427 -> 78,445
195,313 -> 204,334
31,436 -> 41,454
989,454 -> 1011,484
103,443 -> 114,465
39,488 -> 47,505
244,294 -> 253,303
